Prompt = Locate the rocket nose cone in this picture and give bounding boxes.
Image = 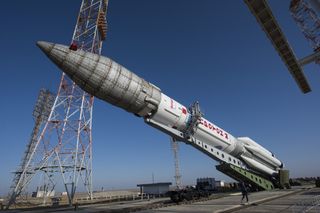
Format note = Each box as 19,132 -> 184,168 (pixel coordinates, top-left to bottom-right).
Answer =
36,41 -> 54,55
36,41 -> 70,71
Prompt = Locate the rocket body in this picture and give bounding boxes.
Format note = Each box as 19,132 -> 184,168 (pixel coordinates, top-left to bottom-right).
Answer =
37,41 -> 283,176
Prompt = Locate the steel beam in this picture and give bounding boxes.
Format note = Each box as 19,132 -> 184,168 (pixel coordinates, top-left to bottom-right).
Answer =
244,0 -> 311,93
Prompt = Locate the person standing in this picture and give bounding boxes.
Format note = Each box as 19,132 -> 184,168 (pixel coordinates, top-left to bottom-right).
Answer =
240,182 -> 249,204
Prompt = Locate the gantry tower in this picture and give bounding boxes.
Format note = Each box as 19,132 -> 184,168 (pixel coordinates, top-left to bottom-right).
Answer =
7,0 -> 108,208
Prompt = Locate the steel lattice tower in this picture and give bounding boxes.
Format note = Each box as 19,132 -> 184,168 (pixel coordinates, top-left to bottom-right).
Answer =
7,0 -> 108,208
171,138 -> 182,189
290,0 -> 320,51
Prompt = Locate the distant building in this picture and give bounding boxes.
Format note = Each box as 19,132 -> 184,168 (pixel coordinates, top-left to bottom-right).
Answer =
137,182 -> 171,196
196,177 -> 216,190
215,180 -> 225,188
32,187 -> 55,198
61,192 -> 68,196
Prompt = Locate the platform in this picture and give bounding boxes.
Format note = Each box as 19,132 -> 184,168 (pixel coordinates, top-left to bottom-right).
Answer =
136,187 -> 319,213
4,186 -> 320,213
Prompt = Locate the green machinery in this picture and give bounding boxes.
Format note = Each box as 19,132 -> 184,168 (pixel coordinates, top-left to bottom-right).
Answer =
217,163 -> 290,190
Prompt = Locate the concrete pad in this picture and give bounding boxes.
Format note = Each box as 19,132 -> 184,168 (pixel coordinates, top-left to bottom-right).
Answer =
7,187 -> 320,213
136,187 -> 306,213
233,187 -> 320,213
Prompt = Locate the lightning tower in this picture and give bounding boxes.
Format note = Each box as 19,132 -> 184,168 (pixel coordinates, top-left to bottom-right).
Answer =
7,0 -> 108,208
171,138 -> 182,189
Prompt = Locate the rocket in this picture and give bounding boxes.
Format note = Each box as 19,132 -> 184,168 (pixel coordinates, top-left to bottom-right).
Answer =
37,41 -> 283,177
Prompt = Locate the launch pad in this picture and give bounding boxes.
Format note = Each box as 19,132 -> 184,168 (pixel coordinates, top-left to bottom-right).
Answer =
3,186 -> 318,213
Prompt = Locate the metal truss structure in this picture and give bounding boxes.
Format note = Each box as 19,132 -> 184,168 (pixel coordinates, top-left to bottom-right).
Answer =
171,138 -> 182,189
290,0 -> 320,67
244,0 -> 311,93
7,89 -> 55,208
7,0 -> 108,208
290,0 -> 320,51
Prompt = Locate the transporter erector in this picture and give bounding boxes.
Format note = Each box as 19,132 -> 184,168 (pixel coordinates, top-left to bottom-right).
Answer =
37,41 -> 289,190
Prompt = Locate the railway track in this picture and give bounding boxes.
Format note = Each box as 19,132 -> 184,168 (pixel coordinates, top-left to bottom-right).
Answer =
113,194 -> 227,213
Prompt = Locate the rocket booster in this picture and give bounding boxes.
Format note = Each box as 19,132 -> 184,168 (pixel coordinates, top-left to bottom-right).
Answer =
37,41 -> 283,176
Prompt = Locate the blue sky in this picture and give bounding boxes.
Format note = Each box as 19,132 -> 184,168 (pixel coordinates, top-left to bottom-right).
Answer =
0,0 -> 319,195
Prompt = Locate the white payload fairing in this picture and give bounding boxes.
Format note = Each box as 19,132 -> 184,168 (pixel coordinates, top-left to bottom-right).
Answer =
37,41 -> 283,177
